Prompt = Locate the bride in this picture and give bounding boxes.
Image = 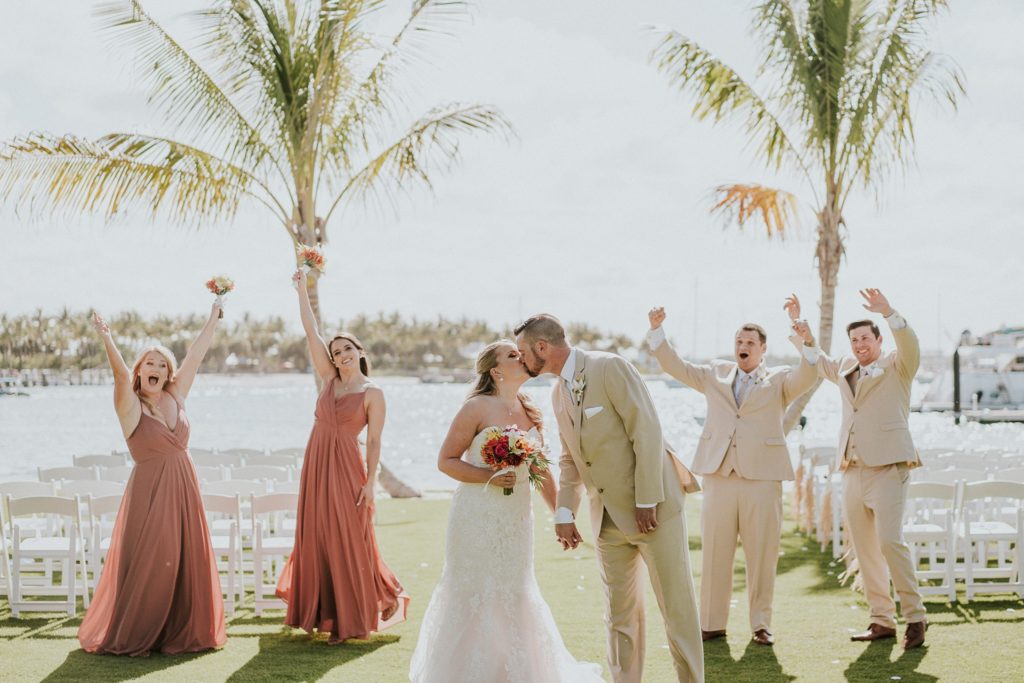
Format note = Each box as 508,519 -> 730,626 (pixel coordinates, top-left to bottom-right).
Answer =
409,341 -> 604,683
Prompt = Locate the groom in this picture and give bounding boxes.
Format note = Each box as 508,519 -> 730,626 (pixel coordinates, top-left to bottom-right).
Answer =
515,314 -> 703,683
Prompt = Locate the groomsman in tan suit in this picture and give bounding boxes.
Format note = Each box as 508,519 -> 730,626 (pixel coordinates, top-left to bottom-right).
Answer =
515,314 -> 703,683
793,288 -> 927,650
646,297 -> 816,646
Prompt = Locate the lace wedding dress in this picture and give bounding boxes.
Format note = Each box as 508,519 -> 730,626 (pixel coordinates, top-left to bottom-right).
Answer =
409,427 -> 604,683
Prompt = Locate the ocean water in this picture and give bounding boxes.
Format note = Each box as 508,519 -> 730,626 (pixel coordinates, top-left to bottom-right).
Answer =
1,374 -> 1020,490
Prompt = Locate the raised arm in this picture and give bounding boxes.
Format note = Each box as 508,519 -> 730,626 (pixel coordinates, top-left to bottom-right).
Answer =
861,288 -> 919,380
356,386 -> 386,507
93,312 -> 136,419
293,270 -> 335,381
646,306 -> 710,392
781,294 -> 819,403
788,298 -> 841,383
173,302 -> 221,399
437,399 -> 516,487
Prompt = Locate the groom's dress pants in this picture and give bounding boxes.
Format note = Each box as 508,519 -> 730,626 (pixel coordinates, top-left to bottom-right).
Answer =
699,468 -> 783,633
597,508 -> 703,683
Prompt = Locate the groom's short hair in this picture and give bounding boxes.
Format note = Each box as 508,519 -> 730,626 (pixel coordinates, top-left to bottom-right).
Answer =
514,314 -> 568,347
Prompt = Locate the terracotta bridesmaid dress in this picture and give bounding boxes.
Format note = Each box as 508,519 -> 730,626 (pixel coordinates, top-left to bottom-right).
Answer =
276,377 -> 409,641
78,395 -> 226,655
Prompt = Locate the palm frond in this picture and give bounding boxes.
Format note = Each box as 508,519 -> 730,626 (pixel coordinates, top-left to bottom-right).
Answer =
97,0 -> 274,172
710,183 -> 800,239
650,29 -> 813,187
0,132 -> 253,225
322,103 -> 513,227
329,0 -> 472,169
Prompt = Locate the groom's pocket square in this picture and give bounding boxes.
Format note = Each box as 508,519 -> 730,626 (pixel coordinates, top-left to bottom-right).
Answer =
583,406 -> 604,419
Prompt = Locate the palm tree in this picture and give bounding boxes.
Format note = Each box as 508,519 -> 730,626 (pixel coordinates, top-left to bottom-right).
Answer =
0,0 -> 511,329
650,0 -> 964,427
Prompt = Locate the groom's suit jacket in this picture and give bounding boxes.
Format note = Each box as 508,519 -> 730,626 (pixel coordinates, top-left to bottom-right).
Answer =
650,335 -> 817,480
553,349 -> 689,536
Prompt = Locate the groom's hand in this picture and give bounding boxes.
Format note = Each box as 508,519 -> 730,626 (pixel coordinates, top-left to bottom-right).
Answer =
555,523 -> 582,550
636,507 -> 658,534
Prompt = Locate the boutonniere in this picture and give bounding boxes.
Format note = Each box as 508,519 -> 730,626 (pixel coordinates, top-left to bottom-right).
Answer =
865,366 -> 885,379
754,364 -> 768,385
571,372 -> 586,406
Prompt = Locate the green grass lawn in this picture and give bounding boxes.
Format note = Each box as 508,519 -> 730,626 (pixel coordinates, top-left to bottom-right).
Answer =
2,496 -> 1022,682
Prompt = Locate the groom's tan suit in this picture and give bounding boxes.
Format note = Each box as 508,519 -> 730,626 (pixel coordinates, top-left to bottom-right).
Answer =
809,313 -> 926,629
553,348 -> 703,683
648,329 -> 816,633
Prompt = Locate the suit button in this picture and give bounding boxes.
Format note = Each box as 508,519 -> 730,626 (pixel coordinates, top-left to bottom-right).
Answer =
854,409 -> 858,413
732,443 -> 737,448
598,488 -> 604,493
735,413 -> 740,418
585,461 -> 592,467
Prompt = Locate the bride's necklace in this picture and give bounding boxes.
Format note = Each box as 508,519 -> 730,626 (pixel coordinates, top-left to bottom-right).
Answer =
501,397 -> 518,417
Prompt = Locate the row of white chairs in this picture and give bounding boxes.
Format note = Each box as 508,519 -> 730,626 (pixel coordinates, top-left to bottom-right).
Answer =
1,492 -> 300,618
796,445 -> 1024,601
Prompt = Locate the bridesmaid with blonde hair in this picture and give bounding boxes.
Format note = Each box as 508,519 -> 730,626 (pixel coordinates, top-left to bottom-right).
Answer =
78,303 -> 226,656
276,270 -> 408,644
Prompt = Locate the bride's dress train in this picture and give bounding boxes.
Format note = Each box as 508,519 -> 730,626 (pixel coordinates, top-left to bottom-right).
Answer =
409,427 -> 604,683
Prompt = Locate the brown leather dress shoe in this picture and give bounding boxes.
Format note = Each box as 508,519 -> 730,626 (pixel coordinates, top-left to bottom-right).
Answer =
850,623 -> 897,642
752,629 -> 775,646
702,629 -> 727,642
902,620 -> 928,649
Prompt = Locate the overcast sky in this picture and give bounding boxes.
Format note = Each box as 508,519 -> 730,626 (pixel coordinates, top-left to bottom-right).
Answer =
1,1 -> 1021,357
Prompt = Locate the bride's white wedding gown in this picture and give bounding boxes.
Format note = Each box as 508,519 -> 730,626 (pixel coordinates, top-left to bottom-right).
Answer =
409,427 -> 605,683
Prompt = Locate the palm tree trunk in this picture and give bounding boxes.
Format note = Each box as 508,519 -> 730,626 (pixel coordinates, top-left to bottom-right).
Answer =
782,187 -> 844,433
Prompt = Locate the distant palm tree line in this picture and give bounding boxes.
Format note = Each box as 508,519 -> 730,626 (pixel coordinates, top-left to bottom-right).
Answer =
0,310 -> 637,374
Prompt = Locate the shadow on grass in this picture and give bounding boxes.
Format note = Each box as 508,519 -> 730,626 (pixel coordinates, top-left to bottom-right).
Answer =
923,597 -> 1024,625
843,639 -> 936,683
226,631 -> 400,683
40,648 -> 217,683
704,638 -> 797,683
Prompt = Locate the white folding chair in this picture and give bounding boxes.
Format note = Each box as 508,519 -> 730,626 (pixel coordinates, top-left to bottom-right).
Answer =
220,448 -> 266,460
195,465 -> 227,483
58,480 -> 125,499
959,481 -> 1024,599
201,480 -> 270,497
98,465 -> 134,483
192,453 -> 245,468
202,494 -> 242,615
232,465 -> 292,485
73,453 -> 128,468
38,466 -> 98,483
903,482 -> 959,602
6,494 -> 90,616
189,447 -> 218,457
993,467 -> 1024,484
251,492 -> 299,615
244,454 -> 299,468
912,468 -> 988,485
272,480 -> 301,494
269,447 -> 305,458
84,494 -> 123,590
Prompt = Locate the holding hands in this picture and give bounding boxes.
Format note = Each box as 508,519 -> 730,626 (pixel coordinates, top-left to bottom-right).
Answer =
555,522 -> 583,551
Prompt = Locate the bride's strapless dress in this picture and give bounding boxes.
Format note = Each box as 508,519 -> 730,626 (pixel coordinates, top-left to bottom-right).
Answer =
409,427 -> 604,683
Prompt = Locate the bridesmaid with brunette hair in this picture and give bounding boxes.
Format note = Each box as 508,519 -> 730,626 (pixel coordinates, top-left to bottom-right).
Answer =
276,270 -> 409,643
79,304 -> 226,656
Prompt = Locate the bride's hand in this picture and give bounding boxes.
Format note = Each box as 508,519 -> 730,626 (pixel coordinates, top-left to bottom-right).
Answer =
489,470 -> 516,488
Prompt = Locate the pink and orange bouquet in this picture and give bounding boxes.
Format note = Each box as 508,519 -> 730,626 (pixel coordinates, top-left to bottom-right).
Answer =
298,245 -> 326,273
205,275 -> 235,318
479,425 -> 550,495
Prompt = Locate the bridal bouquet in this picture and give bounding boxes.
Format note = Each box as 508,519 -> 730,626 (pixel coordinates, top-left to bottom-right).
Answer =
479,425 -> 550,495
298,245 -> 326,274
205,275 -> 234,319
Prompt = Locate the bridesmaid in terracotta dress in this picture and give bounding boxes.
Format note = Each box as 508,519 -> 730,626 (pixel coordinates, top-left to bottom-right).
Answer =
276,270 -> 409,643
79,305 -> 226,656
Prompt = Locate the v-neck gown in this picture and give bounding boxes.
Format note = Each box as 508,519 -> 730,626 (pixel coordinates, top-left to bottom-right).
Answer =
275,377 -> 409,640
78,397 -> 227,655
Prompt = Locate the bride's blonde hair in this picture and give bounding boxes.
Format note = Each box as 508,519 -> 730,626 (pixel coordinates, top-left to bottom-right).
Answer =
469,340 -> 543,430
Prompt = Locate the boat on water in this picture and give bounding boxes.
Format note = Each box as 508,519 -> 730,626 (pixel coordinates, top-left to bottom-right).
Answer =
917,326 -> 1024,422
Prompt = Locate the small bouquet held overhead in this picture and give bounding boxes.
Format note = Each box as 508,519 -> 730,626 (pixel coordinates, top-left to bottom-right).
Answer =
298,244 -> 326,274
205,275 -> 234,319
480,425 -> 550,495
